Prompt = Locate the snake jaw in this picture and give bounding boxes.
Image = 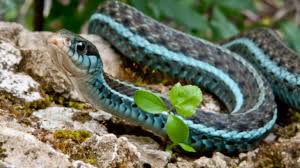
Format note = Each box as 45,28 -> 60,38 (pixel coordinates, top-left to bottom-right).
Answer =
48,34 -> 88,79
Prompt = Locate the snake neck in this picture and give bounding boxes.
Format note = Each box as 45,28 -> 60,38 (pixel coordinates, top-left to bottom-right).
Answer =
77,70 -> 168,133
77,71 -> 119,111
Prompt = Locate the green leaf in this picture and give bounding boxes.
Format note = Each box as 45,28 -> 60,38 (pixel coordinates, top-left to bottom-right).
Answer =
179,143 -> 196,152
134,90 -> 167,114
218,0 -> 256,11
210,7 -> 239,40
168,83 -> 202,117
280,22 -> 300,54
158,0 -> 209,31
166,114 -> 189,144
130,0 -> 158,18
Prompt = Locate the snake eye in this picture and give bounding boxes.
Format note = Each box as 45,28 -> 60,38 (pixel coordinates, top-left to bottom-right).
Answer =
76,42 -> 87,55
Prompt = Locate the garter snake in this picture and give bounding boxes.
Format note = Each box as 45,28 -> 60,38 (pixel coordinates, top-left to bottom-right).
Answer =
48,1 -> 299,153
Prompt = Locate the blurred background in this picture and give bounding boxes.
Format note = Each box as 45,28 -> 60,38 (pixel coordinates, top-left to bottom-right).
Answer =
0,0 -> 299,53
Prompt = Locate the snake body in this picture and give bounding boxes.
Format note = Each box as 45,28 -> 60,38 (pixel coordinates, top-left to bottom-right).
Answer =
49,1 -> 299,153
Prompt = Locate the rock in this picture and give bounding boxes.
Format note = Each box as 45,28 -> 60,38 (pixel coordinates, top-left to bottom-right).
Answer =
0,41 -> 42,102
0,71 -> 42,102
236,131 -> 300,168
115,136 -> 142,168
19,37 -> 82,100
123,135 -> 170,168
0,160 -> 16,168
89,111 -> 112,122
0,109 -> 34,133
238,149 -> 258,162
0,127 -> 73,168
194,152 -> 237,168
82,134 -> 141,168
18,31 -> 52,50
263,133 -> 277,143
237,160 -> 254,168
0,41 -> 21,71
0,22 -> 23,43
20,48 -> 74,95
72,161 -> 97,168
33,107 -> 108,136
167,157 -> 193,168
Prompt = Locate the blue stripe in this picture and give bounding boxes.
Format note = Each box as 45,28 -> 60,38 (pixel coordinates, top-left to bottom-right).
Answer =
223,38 -> 300,86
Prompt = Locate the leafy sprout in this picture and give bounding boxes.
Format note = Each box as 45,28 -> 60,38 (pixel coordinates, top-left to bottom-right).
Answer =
133,83 -> 202,153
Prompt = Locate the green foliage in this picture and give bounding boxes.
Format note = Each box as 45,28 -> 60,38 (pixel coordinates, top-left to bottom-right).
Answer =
178,143 -> 196,152
45,0 -> 103,33
280,22 -> 300,53
169,83 -> 202,117
157,0 -> 209,32
2,0 -> 300,54
0,0 -> 24,21
134,83 -> 202,153
166,114 -> 189,144
210,7 -> 239,40
128,0 -> 254,39
134,90 -> 167,114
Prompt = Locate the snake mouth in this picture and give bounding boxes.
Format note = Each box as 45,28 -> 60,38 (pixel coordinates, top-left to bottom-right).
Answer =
48,41 -> 72,77
48,34 -> 87,78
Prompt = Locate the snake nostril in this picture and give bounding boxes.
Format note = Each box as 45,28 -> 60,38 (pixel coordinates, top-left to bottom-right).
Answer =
64,37 -> 71,46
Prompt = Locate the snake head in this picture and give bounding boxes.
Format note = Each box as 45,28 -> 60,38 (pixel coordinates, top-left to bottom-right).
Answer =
48,29 -> 103,78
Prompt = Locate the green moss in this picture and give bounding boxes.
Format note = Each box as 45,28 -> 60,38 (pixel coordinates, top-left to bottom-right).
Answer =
72,112 -> 92,123
256,145 -> 285,168
52,129 -> 97,165
276,123 -> 299,138
67,100 -> 86,110
291,111 -> 300,122
84,158 -> 97,165
257,153 -> 284,168
51,94 -> 88,110
53,129 -> 92,144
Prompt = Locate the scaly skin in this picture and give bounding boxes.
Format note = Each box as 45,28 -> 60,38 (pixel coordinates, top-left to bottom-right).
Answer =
222,29 -> 300,110
48,1 -> 284,154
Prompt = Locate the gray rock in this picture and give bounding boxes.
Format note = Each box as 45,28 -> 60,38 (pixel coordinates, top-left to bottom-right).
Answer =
0,41 -> 21,71
0,22 -> 23,43
123,135 -> 170,168
72,160 -> 97,168
33,107 -> 108,136
167,157 -> 196,168
89,110 -> 112,122
0,161 -> 16,168
82,134 -> 141,168
0,127 -> 73,168
0,40 -> 42,102
263,133 -> 277,143
194,152 -> 237,168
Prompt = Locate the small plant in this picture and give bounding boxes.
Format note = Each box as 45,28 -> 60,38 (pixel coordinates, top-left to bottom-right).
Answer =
134,83 -> 202,153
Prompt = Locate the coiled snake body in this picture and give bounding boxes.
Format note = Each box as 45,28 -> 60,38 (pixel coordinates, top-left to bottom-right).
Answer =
49,1 -> 300,153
